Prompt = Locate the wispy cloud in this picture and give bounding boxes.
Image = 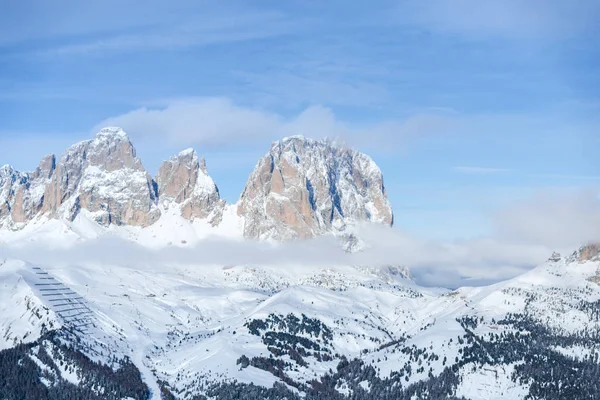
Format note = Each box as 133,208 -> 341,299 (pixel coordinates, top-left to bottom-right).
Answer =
0,1 -> 301,50
33,11 -> 298,56
492,188 -> 600,248
0,223 -> 551,289
454,166 -> 511,174
3,188 -> 596,288
93,97 -> 452,149
396,0 -> 600,39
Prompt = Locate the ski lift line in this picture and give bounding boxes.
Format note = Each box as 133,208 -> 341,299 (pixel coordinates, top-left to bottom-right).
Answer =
67,319 -> 92,326
60,316 -> 92,324
58,313 -> 90,318
34,283 -> 64,286
63,316 -> 91,324
56,308 -> 89,314
66,322 -> 91,330
62,313 -> 91,320
25,267 -> 97,332
41,290 -> 76,294
56,306 -> 90,313
54,303 -> 88,309
41,292 -> 77,297
47,297 -> 83,301
48,297 -> 84,303
53,302 -> 85,308
59,308 -> 92,315
61,315 -> 92,323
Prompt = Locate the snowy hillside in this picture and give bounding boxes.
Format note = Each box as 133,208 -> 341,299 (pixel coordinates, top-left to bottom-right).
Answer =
2,243 -> 600,399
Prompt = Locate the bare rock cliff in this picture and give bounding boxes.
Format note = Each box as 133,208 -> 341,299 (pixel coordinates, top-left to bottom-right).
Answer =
156,148 -> 225,225
237,136 -> 393,240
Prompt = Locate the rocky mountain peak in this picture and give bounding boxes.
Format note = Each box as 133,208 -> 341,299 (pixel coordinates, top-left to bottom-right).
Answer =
156,148 -> 225,226
0,159 -> 52,227
0,128 -> 227,230
38,128 -> 159,227
95,126 -> 129,139
238,136 -> 393,240
86,127 -> 141,172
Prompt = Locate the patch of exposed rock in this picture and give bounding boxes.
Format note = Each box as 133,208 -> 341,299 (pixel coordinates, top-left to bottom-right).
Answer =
577,243 -> 600,262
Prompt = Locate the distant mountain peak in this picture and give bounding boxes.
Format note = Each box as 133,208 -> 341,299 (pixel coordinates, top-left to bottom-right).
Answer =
95,126 -> 129,139
238,136 -> 393,240
156,148 -> 224,226
178,147 -> 197,158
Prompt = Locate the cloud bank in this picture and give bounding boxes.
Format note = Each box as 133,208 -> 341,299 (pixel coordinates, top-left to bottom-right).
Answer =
2,188 -> 597,289
94,97 -> 455,149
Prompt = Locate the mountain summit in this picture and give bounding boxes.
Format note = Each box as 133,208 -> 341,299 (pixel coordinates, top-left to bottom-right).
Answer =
155,148 -> 225,226
237,136 -> 393,240
41,127 -> 160,226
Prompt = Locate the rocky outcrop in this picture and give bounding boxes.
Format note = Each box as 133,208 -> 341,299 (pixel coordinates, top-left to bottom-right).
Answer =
156,148 -> 225,225
0,165 -> 26,226
0,155 -> 57,227
39,127 -> 160,227
576,243 -> 600,262
0,128 -> 161,228
237,136 -> 393,240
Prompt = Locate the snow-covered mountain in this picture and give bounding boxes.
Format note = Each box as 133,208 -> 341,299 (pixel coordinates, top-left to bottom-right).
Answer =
0,129 -> 392,244
0,128 -> 161,229
1,243 -> 599,399
2,128 -> 599,400
238,136 -> 393,240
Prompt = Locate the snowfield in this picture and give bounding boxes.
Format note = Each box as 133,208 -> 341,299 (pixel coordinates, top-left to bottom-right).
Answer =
2,224 -> 600,399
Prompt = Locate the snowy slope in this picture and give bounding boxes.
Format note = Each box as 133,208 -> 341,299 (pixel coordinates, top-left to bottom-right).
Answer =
2,243 -> 600,399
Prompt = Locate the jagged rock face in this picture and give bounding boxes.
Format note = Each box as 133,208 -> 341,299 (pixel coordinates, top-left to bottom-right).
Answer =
0,156 -> 56,227
0,166 -> 24,225
40,127 -> 160,227
156,149 -> 225,226
238,136 -> 393,240
2,130 -> 392,238
0,127 -> 228,230
577,243 -> 600,262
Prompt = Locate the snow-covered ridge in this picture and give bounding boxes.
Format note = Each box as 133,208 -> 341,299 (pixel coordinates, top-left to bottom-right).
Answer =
2,244 -> 599,399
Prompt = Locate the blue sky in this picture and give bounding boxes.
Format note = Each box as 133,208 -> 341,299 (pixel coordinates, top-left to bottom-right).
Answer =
1,0 -> 599,246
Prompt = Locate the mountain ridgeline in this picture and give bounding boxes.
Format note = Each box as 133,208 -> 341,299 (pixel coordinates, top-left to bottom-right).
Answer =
0,128 -> 393,240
